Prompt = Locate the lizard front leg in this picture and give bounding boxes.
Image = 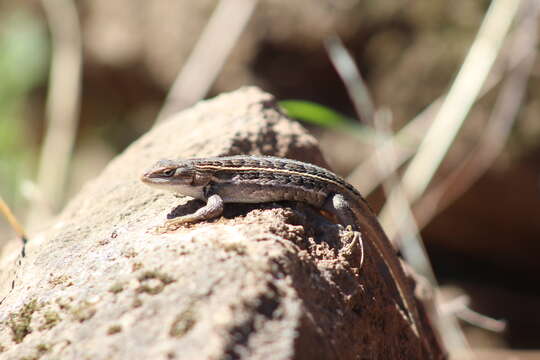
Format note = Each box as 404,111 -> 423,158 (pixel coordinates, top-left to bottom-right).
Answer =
157,193 -> 224,232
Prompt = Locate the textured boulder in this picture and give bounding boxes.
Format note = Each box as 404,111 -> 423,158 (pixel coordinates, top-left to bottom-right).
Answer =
0,87 -> 444,359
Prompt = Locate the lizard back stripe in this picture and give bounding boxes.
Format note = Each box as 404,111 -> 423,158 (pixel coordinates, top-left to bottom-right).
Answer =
194,164 -> 359,197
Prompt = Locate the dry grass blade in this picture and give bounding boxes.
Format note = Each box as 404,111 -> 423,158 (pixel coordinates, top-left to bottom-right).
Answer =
30,0 -> 82,227
399,0 -> 521,201
441,296 -> 506,333
373,110 -> 434,280
347,21 -> 535,196
157,0 -> 258,122
379,0 -> 522,240
325,36 -> 375,125
0,195 -> 28,256
323,37 -> 470,352
374,110 -> 471,357
347,100 -> 438,194
414,0 -> 540,229
323,34 -> 433,276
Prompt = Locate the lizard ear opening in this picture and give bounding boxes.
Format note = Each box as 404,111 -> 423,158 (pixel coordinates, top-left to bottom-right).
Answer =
192,171 -> 212,186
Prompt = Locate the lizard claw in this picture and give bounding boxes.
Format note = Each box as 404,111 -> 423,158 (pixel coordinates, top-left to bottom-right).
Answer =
149,217 -> 185,234
341,230 -> 364,270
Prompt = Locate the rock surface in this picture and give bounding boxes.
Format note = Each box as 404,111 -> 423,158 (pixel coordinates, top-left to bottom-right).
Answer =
0,87 -> 444,359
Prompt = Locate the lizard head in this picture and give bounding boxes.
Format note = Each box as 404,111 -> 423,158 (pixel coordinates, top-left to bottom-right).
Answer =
141,159 -> 212,200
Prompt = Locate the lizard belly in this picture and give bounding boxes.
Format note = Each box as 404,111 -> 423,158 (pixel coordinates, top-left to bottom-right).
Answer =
214,182 -> 328,207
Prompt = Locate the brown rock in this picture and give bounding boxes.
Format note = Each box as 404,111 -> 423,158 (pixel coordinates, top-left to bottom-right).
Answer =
0,87 -> 444,359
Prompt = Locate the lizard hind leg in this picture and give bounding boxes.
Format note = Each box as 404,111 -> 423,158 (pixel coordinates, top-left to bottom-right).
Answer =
322,193 -> 357,228
323,193 -> 364,268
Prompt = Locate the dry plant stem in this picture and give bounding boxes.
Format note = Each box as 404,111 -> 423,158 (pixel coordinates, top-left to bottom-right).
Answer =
325,36 -> 375,125
397,0 -> 520,200
373,111 -> 435,282
456,307 -> 506,333
347,33 -> 534,196
374,111 -> 471,357
441,296 -> 506,333
347,1 -> 532,197
323,35 -> 433,277
321,43 -> 441,352
31,0 -> 82,226
414,1 -> 539,229
379,0 -> 522,240
444,296 -> 506,333
156,0 -> 258,122
0,195 -> 28,256
348,100 -> 438,195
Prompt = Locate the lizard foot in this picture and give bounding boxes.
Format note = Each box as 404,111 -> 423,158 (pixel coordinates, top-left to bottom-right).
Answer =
341,227 -> 364,270
150,217 -> 190,234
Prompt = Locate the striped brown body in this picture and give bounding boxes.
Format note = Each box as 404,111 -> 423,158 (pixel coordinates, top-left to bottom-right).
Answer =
171,155 -> 365,207
141,155 -> 426,344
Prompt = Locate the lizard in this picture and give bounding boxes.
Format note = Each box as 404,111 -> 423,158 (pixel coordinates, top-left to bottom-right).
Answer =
141,154 -> 425,342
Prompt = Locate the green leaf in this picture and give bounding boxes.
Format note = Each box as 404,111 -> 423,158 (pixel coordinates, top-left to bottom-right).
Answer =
279,100 -> 375,142
279,100 -> 352,126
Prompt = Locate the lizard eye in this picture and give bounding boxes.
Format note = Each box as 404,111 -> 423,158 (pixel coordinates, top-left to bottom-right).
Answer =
161,168 -> 175,177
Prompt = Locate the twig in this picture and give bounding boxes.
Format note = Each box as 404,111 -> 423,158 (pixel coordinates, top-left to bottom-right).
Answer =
399,0 -> 520,200
0,195 -> 28,256
324,38 -> 470,354
373,110 -> 471,354
373,110 -> 435,280
29,0 -> 82,227
323,33 -> 437,281
441,295 -> 506,333
347,98 -> 438,194
379,0 -> 522,240
156,0 -> 258,122
347,0 -> 531,197
456,306 -> 507,333
325,36 -> 375,125
414,0 -> 540,229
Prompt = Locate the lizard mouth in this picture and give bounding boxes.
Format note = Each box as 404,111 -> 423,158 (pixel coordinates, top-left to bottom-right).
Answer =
140,173 -> 152,183
140,173 -> 165,185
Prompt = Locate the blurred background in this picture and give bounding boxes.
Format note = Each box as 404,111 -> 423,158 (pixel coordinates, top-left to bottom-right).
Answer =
0,0 -> 539,357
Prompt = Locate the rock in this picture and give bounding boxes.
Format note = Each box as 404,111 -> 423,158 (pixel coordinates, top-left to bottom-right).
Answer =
0,87 -> 444,359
